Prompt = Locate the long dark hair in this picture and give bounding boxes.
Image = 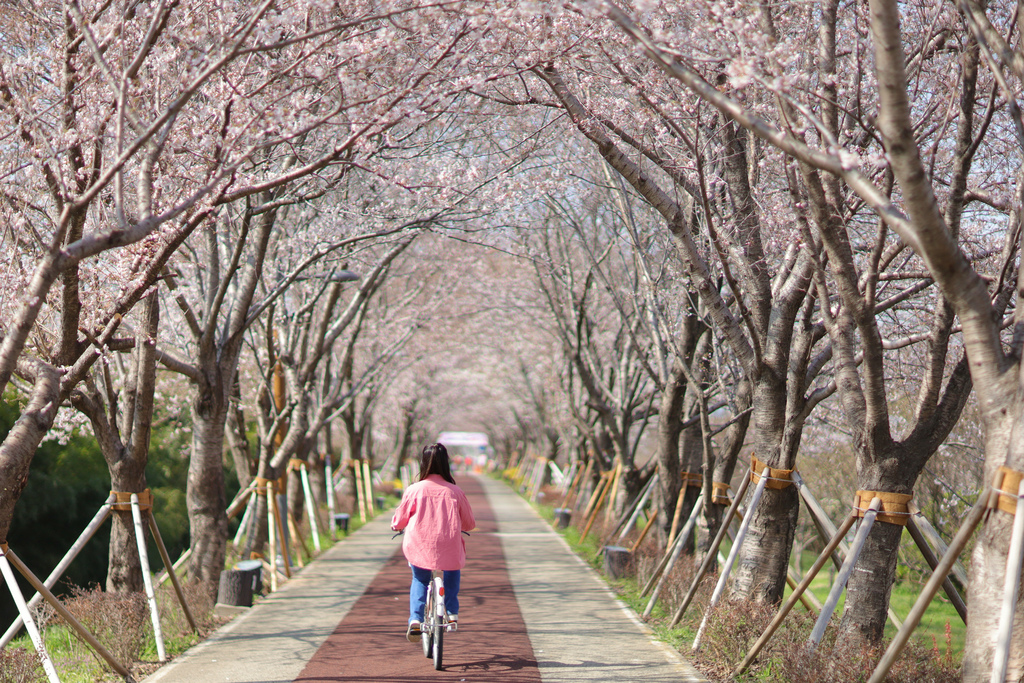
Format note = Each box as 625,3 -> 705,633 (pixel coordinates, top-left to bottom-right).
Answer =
419,443 -> 456,484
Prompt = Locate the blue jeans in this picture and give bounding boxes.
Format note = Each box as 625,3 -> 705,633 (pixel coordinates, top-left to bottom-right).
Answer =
409,565 -> 460,624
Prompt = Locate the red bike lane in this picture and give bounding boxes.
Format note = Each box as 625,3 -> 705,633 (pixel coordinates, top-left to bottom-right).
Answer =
294,476 -> 541,682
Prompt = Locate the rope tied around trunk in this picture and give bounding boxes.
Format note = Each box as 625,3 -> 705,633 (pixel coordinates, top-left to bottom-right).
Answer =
109,489 -> 153,511
680,471 -> 702,487
992,466 -> 1024,515
711,481 -> 731,505
750,456 -> 794,489
288,458 -> 307,471
853,490 -> 912,525
254,477 -> 273,496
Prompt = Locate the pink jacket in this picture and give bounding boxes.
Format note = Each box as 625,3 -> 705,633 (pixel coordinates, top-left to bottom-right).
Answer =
391,474 -> 475,571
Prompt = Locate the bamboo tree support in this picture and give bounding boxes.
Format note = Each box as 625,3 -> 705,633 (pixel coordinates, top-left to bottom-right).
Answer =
581,471 -> 611,521
225,480 -> 257,520
130,495 -> 166,662
532,458 -> 545,499
905,515 -> 967,624
299,464 -> 322,552
267,487 -> 279,592
630,509 -> 658,553
559,460 -> 579,496
233,495 -> 255,548
604,461 -> 624,523
4,548 -> 135,681
692,467 -> 770,652
615,473 -> 659,544
795,473 -> 903,629
909,503 -> 968,587
1,494 -> 115,648
559,460 -> 586,509
353,460 -> 366,523
580,472 -> 615,543
666,482 -> 689,545
272,483 -> 293,579
145,513 -> 197,633
286,514 -> 309,568
157,550 -> 190,587
735,510 -> 858,675
867,488 -> 992,683
991,478 -> 1024,683
669,462 -> 753,627
325,454 -> 338,537
0,544 -> 61,683
362,460 -> 374,518
643,493 -> 705,618
570,460 -> 595,512
806,497 -> 882,648
640,522 -> 686,597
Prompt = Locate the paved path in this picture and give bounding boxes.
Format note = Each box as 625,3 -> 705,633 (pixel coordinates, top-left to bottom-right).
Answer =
143,475 -> 707,683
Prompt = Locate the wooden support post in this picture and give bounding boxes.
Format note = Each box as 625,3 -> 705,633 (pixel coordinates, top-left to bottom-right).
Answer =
325,454 -> 337,537
272,485 -> 292,578
267,488 -> 279,592
233,494 -> 255,548
362,460 -> 374,518
643,493 -> 704,618
807,497 -> 882,648
906,515 -> 967,624
670,463 -> 753,627
5,548 -> 135,681
692,467 -> 769,652
1,494 -> 114,649
735,511 -> 857,676
611,473 -> 658,544
580,473 -> 614,543
604,461 -> 623,523
131,494 -> 166,662
991,479 -> 1024,683
667,483 -> 688,545
909,504 -> 968,587
570,460 -> 594,512
630,509 -> 659,554
147,512 -> 198,633
868,489 -> 990,683
225,481 -> 256,520
299,465 -> 322,552
581,471 -> 610,520
353,460 -> 366,523
0,547 -> 60,683
287,514 -> 308,567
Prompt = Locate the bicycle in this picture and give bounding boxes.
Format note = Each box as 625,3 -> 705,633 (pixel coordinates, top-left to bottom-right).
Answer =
391,529 -> 467,671
420,569 -> 456,670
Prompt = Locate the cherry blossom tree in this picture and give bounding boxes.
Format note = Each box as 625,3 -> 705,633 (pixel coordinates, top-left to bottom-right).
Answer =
593,0 -> 1022,673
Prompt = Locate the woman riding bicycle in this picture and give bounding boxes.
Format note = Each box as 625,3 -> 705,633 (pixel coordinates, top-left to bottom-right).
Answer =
391,442 -> 476,642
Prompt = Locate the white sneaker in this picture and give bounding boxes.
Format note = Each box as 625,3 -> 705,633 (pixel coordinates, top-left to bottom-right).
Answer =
406,620 -> 421,642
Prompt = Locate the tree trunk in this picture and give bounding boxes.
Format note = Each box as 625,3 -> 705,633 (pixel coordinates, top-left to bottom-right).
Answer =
654,366 -> 686,547
963,406 -> 1024,683
187,395 -> 230,601
0,368 -> 61,544
729,375 -> 799,604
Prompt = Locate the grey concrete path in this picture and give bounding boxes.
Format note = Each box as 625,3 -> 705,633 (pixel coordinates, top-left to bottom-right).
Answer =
477,476 -> 706,683
144,510 -> 397,683
143,475 -> 707,683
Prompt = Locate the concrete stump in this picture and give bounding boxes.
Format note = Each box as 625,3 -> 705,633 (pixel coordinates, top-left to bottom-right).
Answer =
334,513 -> 350,533
554,508 -> 572,529
603,545 -> 632,580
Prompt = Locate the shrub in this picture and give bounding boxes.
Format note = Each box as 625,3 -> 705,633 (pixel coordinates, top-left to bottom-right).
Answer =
63,586 -> 148,667
0,647 -> 44,683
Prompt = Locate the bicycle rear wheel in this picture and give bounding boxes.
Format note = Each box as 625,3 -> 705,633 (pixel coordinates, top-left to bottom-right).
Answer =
422,591 -> 434,658
432,623 -> 443,670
